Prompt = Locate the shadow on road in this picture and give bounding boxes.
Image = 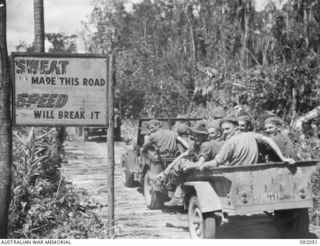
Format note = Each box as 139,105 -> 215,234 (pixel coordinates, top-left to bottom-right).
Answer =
161,206 -> 186,214
165,222 -> 189,232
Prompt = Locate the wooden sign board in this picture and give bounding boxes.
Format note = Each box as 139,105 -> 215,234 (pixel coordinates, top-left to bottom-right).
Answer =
11,53 -> 108,126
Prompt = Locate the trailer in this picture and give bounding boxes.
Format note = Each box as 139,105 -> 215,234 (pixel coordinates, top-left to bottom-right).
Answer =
183,160 -> 319,238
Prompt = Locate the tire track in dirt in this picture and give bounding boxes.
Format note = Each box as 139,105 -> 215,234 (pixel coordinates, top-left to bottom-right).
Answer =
62,138 -> 320,239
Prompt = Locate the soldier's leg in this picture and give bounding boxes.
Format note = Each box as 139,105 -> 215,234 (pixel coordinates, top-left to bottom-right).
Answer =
164,159 -> 192,207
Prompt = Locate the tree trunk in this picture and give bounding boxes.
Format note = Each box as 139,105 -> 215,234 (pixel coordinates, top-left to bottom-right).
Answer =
185,3 -> 196,70
0,0 -> 12,238
262,37 -> 269,66
241,3 -> 248,69
34,0 -> 45,52
240,0 -> 253,69
221,2 -> 226,69
290,87 -> 297,125
303,1 -> 309,49
286,0 -> 290,33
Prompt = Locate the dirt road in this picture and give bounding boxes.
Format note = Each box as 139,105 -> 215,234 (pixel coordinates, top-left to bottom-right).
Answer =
62,138 -> 189,238
61,137 -> 320,239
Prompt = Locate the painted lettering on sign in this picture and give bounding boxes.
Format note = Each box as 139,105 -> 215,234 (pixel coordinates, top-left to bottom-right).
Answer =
58,111 -> 86,119
16,59 -> 69,75
83,78 -> 105,86
34,110 -> 55,119
32,76 -> 57,85
59,77 -> 80,86
17,93 -> 68,108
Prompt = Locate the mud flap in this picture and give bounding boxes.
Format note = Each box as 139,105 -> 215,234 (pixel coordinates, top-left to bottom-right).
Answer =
184,181 -> 222,213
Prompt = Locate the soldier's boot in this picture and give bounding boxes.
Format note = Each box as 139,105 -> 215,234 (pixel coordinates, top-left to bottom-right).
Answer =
164,197 -> 184,207
164,185 -> 183,207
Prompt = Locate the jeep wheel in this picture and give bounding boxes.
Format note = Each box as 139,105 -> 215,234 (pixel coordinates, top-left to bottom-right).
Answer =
143,169 -> 162,209
188,196 -> 216,239
121,157 -> 135,187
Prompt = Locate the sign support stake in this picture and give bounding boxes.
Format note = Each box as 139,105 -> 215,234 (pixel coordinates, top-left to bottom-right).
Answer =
107,54 -> 115,238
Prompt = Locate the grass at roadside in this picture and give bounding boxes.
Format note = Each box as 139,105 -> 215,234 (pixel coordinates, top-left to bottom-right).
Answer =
9,127 -> 107,239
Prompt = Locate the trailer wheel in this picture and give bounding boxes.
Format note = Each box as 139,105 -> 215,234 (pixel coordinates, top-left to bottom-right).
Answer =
143,169 -> 163,209
188,196 -> 216,239
121,157 -> 135,187
274,208 -> 309,238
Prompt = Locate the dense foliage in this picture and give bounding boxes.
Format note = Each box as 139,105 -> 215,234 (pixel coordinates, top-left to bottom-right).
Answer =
82,0 -> 320,121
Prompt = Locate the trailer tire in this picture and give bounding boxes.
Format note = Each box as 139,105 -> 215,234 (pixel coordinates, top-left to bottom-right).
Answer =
188,196 -> 216,239
274,208 -> 309,238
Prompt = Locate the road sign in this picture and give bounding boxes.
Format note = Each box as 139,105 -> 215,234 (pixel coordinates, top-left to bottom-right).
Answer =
11,53 -> 108,126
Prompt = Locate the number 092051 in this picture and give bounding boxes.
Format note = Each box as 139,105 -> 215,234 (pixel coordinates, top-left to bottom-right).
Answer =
300,240 -> 317,244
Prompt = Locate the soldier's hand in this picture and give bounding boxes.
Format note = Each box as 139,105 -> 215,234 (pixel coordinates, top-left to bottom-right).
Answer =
183,163 -> 198,172
199,164 -> 206,171
199,161 -> 217,171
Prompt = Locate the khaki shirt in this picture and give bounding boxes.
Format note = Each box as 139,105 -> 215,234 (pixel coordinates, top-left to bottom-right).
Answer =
214,132 -> 263,166
148,128 -> 178,154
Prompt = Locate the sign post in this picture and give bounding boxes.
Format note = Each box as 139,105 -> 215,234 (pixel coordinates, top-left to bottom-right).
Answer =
107,54 -> 115,238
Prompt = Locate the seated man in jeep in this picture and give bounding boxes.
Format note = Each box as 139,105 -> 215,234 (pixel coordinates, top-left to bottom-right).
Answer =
237,114 -> 254,132
264,116 -> 297,159
142,119 -> 189,157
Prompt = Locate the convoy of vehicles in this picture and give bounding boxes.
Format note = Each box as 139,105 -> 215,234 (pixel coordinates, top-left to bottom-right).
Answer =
120,117 -> 319,239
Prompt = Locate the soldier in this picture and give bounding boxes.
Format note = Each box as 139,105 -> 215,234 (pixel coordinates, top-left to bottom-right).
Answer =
183,120 -> 225,171
237,114 -> 254,132
264,116 -> 297,159
142,119 -> 189,156
199,117 -> 295,169
207,120 -> 224,141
